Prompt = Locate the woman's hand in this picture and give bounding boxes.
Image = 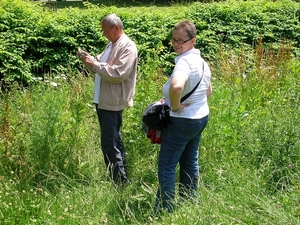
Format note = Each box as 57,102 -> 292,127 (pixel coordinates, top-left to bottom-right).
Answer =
206,83 -> 212,98
171,103 -> 189,112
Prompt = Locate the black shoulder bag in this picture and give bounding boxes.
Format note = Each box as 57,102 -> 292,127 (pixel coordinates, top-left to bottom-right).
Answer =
142,67 -> 204,131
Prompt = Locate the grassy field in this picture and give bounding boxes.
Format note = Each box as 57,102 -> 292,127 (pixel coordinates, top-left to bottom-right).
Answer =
1,38 -> 299,224
1,1 -> 300,224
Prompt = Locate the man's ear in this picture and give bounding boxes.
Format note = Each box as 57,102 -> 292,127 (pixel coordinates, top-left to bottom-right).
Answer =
192,37 -> 196,45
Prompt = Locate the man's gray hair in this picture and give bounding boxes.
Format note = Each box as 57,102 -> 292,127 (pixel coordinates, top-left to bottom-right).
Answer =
101,13 -> 123,30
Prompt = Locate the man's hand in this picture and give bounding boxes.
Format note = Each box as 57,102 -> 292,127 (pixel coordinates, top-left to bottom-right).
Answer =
77,49 -> 96,73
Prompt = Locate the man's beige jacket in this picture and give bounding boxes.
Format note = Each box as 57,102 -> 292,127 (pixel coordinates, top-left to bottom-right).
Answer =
93,34 -> 138,111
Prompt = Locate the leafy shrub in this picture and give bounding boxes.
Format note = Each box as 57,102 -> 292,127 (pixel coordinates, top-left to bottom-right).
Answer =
0,0 -> 299,85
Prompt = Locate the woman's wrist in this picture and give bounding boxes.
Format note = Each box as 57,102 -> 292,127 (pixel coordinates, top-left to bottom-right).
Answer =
171,106 -> 180,112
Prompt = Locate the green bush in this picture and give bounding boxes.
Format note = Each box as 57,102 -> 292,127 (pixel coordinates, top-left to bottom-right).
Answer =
0,0 -> 299,85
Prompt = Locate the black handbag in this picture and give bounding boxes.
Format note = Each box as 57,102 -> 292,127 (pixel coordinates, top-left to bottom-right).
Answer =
142,78 -> 202,131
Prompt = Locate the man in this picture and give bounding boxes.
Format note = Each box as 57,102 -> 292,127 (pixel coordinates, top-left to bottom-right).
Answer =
77,13 -> 138,185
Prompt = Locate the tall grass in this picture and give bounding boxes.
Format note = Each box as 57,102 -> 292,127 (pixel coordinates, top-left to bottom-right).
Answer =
0,42 -> 299,224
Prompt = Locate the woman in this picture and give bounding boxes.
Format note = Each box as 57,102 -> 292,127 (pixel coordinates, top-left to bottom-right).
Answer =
155,20 -> 212,212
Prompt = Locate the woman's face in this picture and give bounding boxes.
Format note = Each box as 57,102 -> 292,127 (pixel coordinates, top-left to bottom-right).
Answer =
171,28 -> 195,55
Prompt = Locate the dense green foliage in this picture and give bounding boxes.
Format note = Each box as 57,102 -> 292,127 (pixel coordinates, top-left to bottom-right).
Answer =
43,0 -> 225,8
0,0 -> 299,224
0,0 -> 299,85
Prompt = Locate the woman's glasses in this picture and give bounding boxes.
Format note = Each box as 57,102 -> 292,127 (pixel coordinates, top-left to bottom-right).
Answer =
171,38 -> 192,44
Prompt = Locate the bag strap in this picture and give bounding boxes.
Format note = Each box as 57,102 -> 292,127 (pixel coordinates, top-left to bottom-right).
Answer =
180,62 -> 204,103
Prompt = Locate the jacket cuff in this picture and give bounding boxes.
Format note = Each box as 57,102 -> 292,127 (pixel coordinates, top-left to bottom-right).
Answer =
92,62 -> 104,73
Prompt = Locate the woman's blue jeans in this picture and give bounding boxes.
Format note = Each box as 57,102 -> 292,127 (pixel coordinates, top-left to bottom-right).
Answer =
155,115 -> 209,212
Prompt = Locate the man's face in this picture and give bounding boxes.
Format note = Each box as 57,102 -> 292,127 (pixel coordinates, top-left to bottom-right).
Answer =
101,20 -> 118,43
